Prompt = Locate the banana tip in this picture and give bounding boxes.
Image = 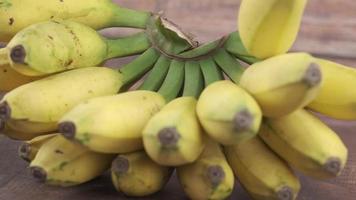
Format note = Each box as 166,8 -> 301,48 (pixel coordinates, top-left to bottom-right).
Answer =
18,143 -> 31,161
0,101 -> 11,120
158,127 -> 181,148
303,63 -> 322,87
112,156 -> 130,174
58,121 -> 76,139
324,157 -> 342,176
30,166 -> 47,183
10,45 -> 26,64
277,186 -> 294,200
233,110 -> 253,132
207,165 -> 225,188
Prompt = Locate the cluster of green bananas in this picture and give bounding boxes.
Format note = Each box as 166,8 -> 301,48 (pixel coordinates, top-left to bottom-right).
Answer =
0,0 -> 355,199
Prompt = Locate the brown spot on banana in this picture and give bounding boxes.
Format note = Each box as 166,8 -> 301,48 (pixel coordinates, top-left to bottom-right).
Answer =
10,45 -> 26,64
324,157 -> 342,176
303,63 -> 322,87
158,127 -> 181,148
112,156 -> 130,175
0,101 -> 11,120
206,165 -> 225,188
233,110 -> 253,132
277,186 -> 294,200
30,167 -> 47,183
58,121 -> 76,140
18,143 -> 32,162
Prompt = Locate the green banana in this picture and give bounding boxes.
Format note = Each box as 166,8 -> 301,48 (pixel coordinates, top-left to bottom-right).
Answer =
18,133 -> 58,162
143,97 -> 205,166
240,53 -> 322,118
199,58 -> 223,86
261,110 -> 348,179
213,48 -> 244,83
182,61 -> 204,98
177,138 -> 234,200
197,80 -> 262,145
238,0 -> 308,59
225,137 -> 301,200
0,0 -> 151,42
111,151 -> 173,197
58,91 -> 166,154
30,135 -> 115,187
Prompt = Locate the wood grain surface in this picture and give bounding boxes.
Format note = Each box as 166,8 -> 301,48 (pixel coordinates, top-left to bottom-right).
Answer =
1,0 -> 356,200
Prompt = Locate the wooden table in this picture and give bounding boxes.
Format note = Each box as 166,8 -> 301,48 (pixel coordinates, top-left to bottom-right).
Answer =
1,0 -> 356,199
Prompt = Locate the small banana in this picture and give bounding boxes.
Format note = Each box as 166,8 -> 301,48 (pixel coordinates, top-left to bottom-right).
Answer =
308,59 -> 356,120
199,58 -> 223,86
111,151 -> 173,197
238,0 -> 308,59
177,138 -> 234,200
225,137 -> 301,200
143,97 -> 205,166
261,110 -> 348,179
59,91 -> 166,154
18,134 -> 58,162
30,135 -> 115,187
182,61 -> 204,98
139,55 -> 171,91
0,117 -> 50,140
240,53 -> 322,118
197,80 -> 262,145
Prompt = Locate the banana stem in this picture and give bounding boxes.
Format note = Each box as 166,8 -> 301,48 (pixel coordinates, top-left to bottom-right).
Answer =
0,48 -> 10,66
224,32 -> 260,64
109,5 -> 151,29
214,49 -> 245,83
105,32 -> 151,59
158,60 -> 185,102
182,61 -> 204,98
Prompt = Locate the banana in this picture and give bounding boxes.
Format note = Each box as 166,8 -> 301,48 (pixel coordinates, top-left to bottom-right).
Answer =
199,58 -> 223,86
18,134 -> 58,162
177,138 -> 234,200
143,97 -> 205,166
182,61 -> 204,98
0,117 -> 49,140
240,53 -> 322,118
58,91 -> 166,154
139,55 -> 171,91
238,0 -> 308,59
308,59 -> 356,120
0,67 -> 123,136
0,0 -> 150,42
29,135 -> 115,187
197,80 -> 262,145
213,48 -> 244,83
225,137 -> 301,200
1,20 -> 150,76
111,151 -> 173,197
261,109 -> 348,179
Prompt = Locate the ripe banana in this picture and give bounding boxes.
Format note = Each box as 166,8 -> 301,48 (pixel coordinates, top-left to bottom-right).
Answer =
0,117 -> 48,140
238,0 -> 308,59
261,110 -> 348,179
225,137 -> 301,200
30,135 -> 115,187
240,53 -> 322,118
197,80 -> 262,145
59,91 -> 166,154
0,67 -> 123,136
143,97 -> 205,166
0,0 -> 150,42
18,134 -> 58,162
2,20 -> 150,76
308,59 -> 356,120
111,151 -> 173,197
177,138 -> 234,200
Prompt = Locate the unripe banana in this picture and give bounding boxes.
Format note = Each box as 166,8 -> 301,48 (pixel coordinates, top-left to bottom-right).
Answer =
59,91 -> 166,154
308,59 -> 356,120
18,134 -> 58,162
0,0 -> 150,42
240,53 -> 322,118
143,97 -> 205,166
197,80 -> 262,145
111,151 -> 173,197
261,110 -> 348,179
30,135 -> 115,187
225,137 -> 301,200
0,67 -> 123,137
177,138 -> 234,200
238,0 -> 308,59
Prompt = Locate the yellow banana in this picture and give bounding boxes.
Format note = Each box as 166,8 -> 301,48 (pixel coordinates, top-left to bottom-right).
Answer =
59,91 -> 166,154
238,0 -> 308,59
111,151 -> 173,197
0,67 -> 123,137
197,80 -> 262,145
18,133 -> 58,162
0,117 -> 50,140
30,135 -> 115,187
240,53 -> 322,118
261,110 -> 348,179
177,138 -> 234,200
0,0 -> 150,42
308,59 -> 356,120
143,97 -> 205,166
225,137 -> 301,200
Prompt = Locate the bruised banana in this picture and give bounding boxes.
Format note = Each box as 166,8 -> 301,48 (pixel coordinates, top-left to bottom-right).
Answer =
111,151 -> 173,197
0,67 -> 123,136
308,59 -> 356,120
59,91 -> 166,154
177,138 -> 234,200
197,80 -> 262,145
240,53 -> 322,118
143,97 -> 205,166
30,135 -> 115,187
0,0 -> 150,42
261,110 -> 348,179
238,0 -> 308,59
225,137 -> 301,200
18,134 -> 58,162
1,20 -> 150,76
